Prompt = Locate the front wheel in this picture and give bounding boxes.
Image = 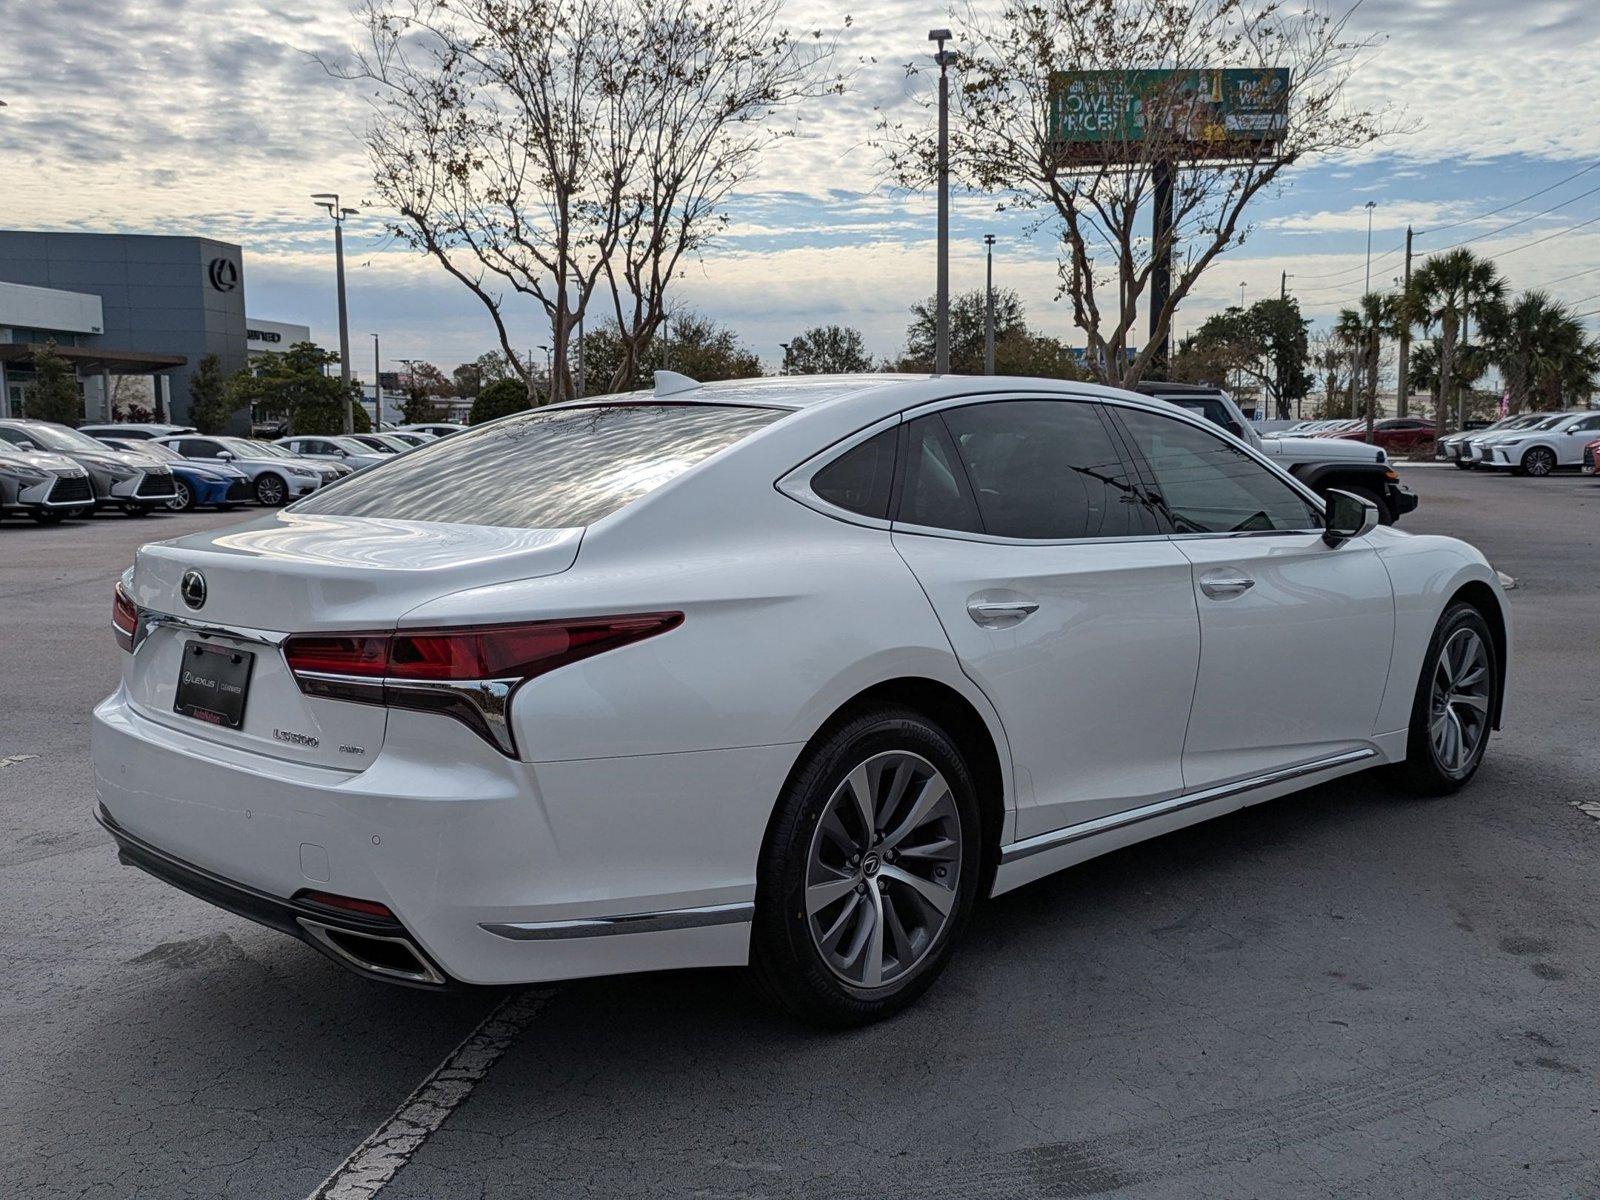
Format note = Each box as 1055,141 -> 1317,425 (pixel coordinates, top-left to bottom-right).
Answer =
1394,602 -> 1498,795
254,474 -> 288,506
752,706 -> 981,1027
1519,447 -> 1556,477
167,480 -> 195,512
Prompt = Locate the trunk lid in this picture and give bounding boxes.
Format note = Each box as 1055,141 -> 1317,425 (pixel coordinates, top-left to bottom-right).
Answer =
123,513 -> 582,769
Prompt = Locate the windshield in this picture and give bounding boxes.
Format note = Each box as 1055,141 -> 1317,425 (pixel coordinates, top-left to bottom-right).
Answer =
352,435 -> 399,453
217,437 -> 280,458
292,403 -> 787,529
139,442 -> 183,461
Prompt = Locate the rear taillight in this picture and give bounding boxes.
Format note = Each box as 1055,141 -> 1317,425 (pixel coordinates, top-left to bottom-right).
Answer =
281,613 -> 683,755
112,583 -> 137,652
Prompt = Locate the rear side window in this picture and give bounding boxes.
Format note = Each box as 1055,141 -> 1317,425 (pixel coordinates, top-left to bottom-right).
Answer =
940,400 -> 1158,539
810,427 -> 898,519
291,403 -> 785,529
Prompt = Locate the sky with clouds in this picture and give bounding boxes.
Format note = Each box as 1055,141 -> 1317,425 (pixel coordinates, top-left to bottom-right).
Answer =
3,0 -> 1600,377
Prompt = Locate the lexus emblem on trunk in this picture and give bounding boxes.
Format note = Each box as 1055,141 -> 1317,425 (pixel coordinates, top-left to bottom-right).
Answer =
180,570 -> 207,610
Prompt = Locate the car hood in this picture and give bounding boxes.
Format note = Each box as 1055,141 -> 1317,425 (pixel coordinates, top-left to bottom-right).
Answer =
70,448 -> 171,472
173,460 -> 247,480
1259,436 -> 1385,463
1,447 -> 85,474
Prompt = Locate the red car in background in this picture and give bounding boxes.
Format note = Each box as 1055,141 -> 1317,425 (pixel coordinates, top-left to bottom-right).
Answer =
1326,417 -> 1438,453
1582,436 -> 1600,475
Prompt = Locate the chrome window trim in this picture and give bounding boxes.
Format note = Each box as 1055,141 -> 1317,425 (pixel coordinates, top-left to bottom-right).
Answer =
999,747 -> 1378,865
480,901 -> 755,941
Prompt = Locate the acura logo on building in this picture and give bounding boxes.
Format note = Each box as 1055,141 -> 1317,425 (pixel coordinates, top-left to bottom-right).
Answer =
207,257 -> 238,293
180,569 -> 208,610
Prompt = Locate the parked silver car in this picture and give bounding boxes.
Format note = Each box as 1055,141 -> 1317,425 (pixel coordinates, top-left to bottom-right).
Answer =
0,419 -> 177,515
0,439 -> 95,523
275,435 -> 389,471
154,434 -> 325,506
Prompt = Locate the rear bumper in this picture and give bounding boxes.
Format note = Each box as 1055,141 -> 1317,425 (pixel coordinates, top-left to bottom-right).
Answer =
95,804 -> 454,988
91,686 -> 779,986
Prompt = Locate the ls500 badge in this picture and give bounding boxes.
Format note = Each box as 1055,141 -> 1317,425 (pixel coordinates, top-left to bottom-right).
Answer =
272,728 -> 320,749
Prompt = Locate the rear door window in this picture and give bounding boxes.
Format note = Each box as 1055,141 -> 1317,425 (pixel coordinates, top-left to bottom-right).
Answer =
291,403 -> 786,529
938,399 -> 1159,539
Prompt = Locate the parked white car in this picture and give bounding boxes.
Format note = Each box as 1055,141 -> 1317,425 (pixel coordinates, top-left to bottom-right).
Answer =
93,373 -> 1509,1024
1474,410 -> 1600,475
154,434 -> 325,506
276,435 -> 389,471
393,422 -> 465,439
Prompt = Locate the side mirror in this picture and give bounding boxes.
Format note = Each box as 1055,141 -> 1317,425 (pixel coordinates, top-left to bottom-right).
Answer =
1226,420 -> 1245,437
1322,488 -> 1379,547
17,440 -> 38,451
335,448 -> 348,456
216,450 -> 236,461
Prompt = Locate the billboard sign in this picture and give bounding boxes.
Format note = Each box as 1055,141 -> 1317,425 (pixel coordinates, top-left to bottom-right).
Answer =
1048,68 -> 1289,162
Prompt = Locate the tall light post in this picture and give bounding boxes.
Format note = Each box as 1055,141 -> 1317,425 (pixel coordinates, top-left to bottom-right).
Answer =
1239,281 -> 1247,308
983,234 -> 997,376
778,342 -> 792,375
930,29 -> 956,375
312,194 -> 359,433
370,333 -> 381,427
1364,200 -> 1377,296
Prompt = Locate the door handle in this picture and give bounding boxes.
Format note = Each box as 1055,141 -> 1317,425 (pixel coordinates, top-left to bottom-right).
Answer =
1199,573 -> 1255,599
966,600 -> 1040,627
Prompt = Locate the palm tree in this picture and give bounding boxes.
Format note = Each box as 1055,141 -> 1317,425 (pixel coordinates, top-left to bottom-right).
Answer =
1483,290 -> 1600,412
1334,292 -> 1394,441
1411,249 -> 1507,433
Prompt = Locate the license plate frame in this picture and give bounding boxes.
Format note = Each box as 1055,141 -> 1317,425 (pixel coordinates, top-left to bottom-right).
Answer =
173,640 -> 255,729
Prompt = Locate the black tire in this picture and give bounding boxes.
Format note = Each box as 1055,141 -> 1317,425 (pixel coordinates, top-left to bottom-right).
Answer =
1394,602 -> 1498,796
31,510 -> 64,524
122,503 -> 156,517
1453,460 -> 1474,471
254,473 -> 288,506
167,479 -> 195,512
1519,446 -> 1556,477
751,705 -> 982,1027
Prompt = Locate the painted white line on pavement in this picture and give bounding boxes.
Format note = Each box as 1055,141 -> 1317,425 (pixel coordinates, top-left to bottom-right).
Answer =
1573,801 -> 1600,825
307,988 -> 555,1200
1496,571 -> 1518,590
0,754 -> 40,768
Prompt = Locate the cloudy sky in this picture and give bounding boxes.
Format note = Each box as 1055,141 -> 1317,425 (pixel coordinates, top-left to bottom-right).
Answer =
3,0 -> 1600,377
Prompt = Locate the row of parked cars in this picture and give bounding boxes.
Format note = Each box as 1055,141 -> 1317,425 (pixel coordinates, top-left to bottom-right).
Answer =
1436,410 -> 1600,476
1273,417 -> 1439,455
0,419 -> 465,523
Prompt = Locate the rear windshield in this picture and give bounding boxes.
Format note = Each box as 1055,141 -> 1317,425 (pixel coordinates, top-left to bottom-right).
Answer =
290,403 -> 785,528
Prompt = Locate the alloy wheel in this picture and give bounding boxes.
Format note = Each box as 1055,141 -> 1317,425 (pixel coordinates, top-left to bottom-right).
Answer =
1523,448 -> 1555,477
804,750 -> 962,990
1429,627 -> 1491,774
256,475 -> 286,506
167,481 -> 192,512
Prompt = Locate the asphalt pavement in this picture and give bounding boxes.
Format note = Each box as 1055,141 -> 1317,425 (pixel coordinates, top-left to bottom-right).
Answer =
2,468 -> 1598,1199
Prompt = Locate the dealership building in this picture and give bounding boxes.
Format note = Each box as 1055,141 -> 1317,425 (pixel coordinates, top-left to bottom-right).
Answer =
0,231 -> 308,427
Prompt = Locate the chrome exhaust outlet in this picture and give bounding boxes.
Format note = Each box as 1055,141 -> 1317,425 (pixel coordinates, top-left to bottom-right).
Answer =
297,917 -> 447,986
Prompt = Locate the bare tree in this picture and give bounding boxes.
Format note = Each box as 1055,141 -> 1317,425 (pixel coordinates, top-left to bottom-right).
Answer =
331,0 -> 844,399
880,0 -> 1399,387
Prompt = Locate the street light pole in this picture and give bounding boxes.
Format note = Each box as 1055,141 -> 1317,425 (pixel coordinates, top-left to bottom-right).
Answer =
983,234 -> 997,376
1364,200 -> 1377,296
370,333 -> 381,428
312,194 -> 359,433
930,29 -> 955,375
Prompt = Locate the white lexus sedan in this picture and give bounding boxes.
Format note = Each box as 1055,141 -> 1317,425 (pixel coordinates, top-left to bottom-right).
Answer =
93,374 -> 1509,1025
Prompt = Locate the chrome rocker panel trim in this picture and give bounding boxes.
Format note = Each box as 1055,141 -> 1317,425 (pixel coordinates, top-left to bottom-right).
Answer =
999,747 -> 1379,865
481,901 -> 756,941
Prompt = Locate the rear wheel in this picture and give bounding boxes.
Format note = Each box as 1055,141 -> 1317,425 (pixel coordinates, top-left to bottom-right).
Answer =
752,706 -> 981,1027
254,474 -> 288,506
1395,602 -> 1498,795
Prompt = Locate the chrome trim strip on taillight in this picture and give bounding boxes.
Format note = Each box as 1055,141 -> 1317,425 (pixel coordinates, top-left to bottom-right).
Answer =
290,669 -> 521,756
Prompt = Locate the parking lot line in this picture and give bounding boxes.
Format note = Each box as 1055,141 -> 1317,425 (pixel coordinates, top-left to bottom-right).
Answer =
306,988 -> 555,1200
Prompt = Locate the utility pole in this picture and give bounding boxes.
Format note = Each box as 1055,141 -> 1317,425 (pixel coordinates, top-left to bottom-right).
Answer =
312,194 -> 359,433
930,29 -> 955,374
1364,200 -> 1377,296
983,234 -> 997,376
1396,225 -> 1414,419
1280,270 -> 1289,301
